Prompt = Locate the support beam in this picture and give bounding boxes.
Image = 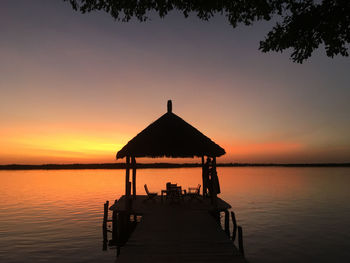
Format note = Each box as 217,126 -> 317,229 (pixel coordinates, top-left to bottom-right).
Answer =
212,157 -> 217,175
201,156 -> 205,196
213,156 -> 220,194
102,200 -> 109,250
231,211 -> 237,242
224,210 -> 230,237
212,157 -> 218,208
132,157 -> 136,199
238,226 -> 245,256
112,199 -> 118,243
125,156 -> 130,196
102,200 -> 109,229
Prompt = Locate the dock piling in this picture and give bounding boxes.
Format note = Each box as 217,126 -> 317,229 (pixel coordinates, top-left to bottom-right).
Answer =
231,211 -> 237,242
125,156 -> 130,196
238,226 -> 244,256
103,200 -> 109,229
132,157 -> 137,199
102,200 -> 109,250
224,210 -> 230,237
112,199 -> 118,243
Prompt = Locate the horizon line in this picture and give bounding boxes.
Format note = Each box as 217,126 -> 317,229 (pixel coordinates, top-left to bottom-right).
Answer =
1,162 -> 350,170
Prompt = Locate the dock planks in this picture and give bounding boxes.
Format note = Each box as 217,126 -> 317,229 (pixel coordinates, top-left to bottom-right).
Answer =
112,196 -> 246,263
109,195 -> 232,213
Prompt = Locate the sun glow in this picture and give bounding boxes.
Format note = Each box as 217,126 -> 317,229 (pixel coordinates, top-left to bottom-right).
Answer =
0,124 -> 129,164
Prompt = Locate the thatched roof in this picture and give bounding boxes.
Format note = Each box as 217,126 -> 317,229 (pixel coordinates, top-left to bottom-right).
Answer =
116,101 -> 225,159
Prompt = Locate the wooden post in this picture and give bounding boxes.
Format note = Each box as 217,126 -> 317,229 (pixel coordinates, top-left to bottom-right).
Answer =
126,194 -> 133,211
231,211 -> 237,242
210,210 -> 221,224
238,226 -> 244,256
112,199 -> 118,243
102,238 -> 107,251
125,156 -> 130,196
118,211 -> 129,245
212,157 -> 218,208
201,156 -> 205,196
224,210 -> 230,237
102,200 -> 109,250
132,157 -> 136,199
102,200 -> 109,229
127,182 -> 131,198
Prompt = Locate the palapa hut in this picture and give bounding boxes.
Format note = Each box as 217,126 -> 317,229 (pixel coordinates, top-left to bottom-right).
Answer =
116,100 -> 225,198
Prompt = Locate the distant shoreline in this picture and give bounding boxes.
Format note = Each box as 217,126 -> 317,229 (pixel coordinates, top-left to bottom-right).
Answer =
0,162 -> 349,170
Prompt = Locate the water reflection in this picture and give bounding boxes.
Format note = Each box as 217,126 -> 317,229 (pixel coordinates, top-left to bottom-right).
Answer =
0,167 -> 350,262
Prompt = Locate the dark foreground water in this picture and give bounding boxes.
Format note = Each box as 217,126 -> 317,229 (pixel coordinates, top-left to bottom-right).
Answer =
0,167 -> 349,262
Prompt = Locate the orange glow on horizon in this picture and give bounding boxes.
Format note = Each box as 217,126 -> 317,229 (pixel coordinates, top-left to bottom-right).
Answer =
0,123 -> 130,164
0,122 -> 347,165
0,125 -> 307,165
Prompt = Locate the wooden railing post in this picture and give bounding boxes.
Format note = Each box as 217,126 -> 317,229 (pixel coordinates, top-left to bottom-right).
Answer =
127,181 -> 131,197
201,156 -> 205,196
238,226 -> 244,256
125,156 -> 130,196
211,157 -> 218,208
102,200 -> 109,250
132,157 -> 136,198
112,199 -> 118,243
102,200 -> 109,229
118,211 -> 129,245
231,211 -> 237,242
224,210 -> 230,237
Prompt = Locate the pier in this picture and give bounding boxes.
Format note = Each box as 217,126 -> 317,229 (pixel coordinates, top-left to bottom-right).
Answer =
104,195 -> 246,262
103,100 -> 246,261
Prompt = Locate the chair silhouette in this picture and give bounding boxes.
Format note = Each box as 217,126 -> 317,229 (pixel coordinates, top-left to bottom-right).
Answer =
188,184 -> 201,195
144,184 -> 157,200
165,182 -> 185,202
187,184 -> 201,201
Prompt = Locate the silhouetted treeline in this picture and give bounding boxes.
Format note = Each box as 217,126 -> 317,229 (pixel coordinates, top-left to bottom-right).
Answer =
1,162 -> 349,170
64,0 -> 350,63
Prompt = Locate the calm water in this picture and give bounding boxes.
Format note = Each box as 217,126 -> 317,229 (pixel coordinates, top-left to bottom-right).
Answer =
0,167 -> 349,262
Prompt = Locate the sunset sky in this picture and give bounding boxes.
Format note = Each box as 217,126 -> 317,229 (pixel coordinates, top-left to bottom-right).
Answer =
1,0 -> 349,164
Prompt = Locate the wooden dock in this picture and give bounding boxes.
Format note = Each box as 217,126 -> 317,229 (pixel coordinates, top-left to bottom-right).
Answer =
105,195 -> 246,262
102,101 -> 246,261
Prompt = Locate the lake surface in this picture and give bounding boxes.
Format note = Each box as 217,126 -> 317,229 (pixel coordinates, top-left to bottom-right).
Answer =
0,167 -> 349,262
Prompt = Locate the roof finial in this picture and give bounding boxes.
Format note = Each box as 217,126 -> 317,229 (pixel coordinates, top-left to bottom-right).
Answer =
167,100 -> 172,113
